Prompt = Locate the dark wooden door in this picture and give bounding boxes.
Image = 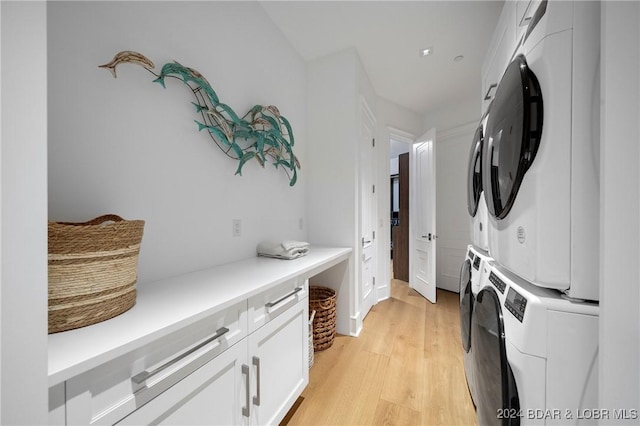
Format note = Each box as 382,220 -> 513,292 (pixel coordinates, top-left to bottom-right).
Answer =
393,152 -> 410,282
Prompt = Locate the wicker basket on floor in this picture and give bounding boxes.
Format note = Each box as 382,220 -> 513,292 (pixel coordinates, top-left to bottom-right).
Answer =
309,286 -> 337,351
48,214 -> 145,334
308,310 -> 316,368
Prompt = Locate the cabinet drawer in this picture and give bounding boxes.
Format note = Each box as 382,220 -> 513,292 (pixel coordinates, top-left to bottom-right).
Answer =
115,340 -> 247,426
65,301 -> 247,426
248,279 -> 308,333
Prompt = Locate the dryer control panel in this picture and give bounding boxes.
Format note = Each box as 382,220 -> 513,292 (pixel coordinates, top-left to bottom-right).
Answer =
505,287 -> 528,322
473,256 -> 481,270
488,271 -> 506,293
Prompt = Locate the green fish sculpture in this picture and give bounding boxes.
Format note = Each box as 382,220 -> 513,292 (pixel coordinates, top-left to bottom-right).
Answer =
100,50 -> 299,186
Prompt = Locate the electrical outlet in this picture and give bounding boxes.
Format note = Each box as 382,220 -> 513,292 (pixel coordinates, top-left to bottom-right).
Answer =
233,219 -> 241,237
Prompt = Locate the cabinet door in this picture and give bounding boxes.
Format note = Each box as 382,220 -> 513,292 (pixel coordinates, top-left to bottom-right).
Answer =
248,296 -> 308,426
116,339 -> 248,426
482,1 -> 517,114
516,0 -> 544,41
49,383 -> 66,426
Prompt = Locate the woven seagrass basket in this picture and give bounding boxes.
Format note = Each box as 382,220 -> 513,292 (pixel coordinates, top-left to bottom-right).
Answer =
308,310 -> 316,368
48,214 -> 145,334
309,286 -> 337,351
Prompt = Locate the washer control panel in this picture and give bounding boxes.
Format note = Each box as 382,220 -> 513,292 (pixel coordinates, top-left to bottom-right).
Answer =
468,250 -> 475,261
473,256 -> 481,270
488,271 -> 506,293
505,287 -> 528,322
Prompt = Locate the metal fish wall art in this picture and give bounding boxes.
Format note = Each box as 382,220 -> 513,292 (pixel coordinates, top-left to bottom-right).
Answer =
99,51 -> 299,186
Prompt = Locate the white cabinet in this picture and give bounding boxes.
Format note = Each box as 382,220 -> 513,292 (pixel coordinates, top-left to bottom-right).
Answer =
115,283 -> 309,426
48,248 -> 351,426
516,0 -> 533,29
64,301 -> 248,425
49,383 -> 66,426
516,0 -> 544,41
482,0 -> 547,115
58,281 -> 309,425
248,278 -> 307,333
247,287 -> 308,425
481,1 -> 517,114
116,339 -> 247,426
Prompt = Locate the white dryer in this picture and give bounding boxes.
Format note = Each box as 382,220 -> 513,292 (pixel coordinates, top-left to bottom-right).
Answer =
459,244 -> 492,406
467,113 -> 491,253
482,1 -> 601,301
472,261 -> 599,426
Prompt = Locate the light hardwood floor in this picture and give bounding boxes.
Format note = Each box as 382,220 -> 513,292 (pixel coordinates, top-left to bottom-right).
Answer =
282,278 -> 477,426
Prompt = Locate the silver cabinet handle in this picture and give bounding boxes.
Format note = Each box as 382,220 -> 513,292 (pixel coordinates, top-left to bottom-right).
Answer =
362,237 -> 372,246
265,286 -> 303,309
484,83 -> 497,100
131,327 -> 229,385
252,356 -> 261,406
242,364 -> 250,417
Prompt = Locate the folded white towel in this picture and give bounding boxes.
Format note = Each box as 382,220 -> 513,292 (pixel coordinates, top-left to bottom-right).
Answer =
281,240 -> 310,251
257,240 -> 310,260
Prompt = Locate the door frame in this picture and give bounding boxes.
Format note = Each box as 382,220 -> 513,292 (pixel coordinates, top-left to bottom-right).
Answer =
358,96 -> 377,325
409,128 -> 437,303
386,128 -> 416,295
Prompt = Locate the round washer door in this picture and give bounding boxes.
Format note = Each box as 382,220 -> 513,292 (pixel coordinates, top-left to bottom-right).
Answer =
472,287 -> 520,426
467,125 -> 483,217
459,259 -> 473,352
483,54 -> 543,219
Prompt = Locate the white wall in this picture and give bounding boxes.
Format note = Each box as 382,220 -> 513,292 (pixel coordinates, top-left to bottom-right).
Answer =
423,97 -> 479,137
0,2 -> 49,424
423,97 -> 479,292
306,49 -> 359,335
600,2 -> 640,419
48,1 -> 307,284
434,122 -> 476,293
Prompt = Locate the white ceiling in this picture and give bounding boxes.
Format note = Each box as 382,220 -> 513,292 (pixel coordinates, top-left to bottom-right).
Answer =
260,1 -> 503,116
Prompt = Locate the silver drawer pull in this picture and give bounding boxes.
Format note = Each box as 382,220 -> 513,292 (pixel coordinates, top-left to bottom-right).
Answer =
242,364 -> 250,417
131,327 -> 229,385
265,286 -> 303,309
252,356 -> 261,406
484,83 -> 498,101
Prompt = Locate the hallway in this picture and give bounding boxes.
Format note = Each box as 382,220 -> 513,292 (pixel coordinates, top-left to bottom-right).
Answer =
283,279 -> 477,425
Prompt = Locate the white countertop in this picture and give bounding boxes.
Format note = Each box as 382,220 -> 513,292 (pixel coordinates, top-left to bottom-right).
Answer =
48,245 -> 351,386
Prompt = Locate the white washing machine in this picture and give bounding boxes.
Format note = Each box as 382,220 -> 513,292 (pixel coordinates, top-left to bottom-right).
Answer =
467,113 -> 491,253
482,1 -> 601,301
459,244 -> 493,406
472,260 -> 599,426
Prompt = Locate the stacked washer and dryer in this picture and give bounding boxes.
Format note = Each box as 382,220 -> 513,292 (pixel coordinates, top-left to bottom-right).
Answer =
460,2 -> 601,425
461,111 -> 493,406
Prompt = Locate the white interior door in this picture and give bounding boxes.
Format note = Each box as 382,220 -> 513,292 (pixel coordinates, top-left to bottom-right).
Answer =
360,100 -> 376,320
410,129 -> 436,303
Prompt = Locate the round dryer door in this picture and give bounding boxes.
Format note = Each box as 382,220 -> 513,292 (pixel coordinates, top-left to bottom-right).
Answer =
467,125 -> 484,217
483,54 -> 543,219
459,259 -> 473,353
472,288 -> 520,426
